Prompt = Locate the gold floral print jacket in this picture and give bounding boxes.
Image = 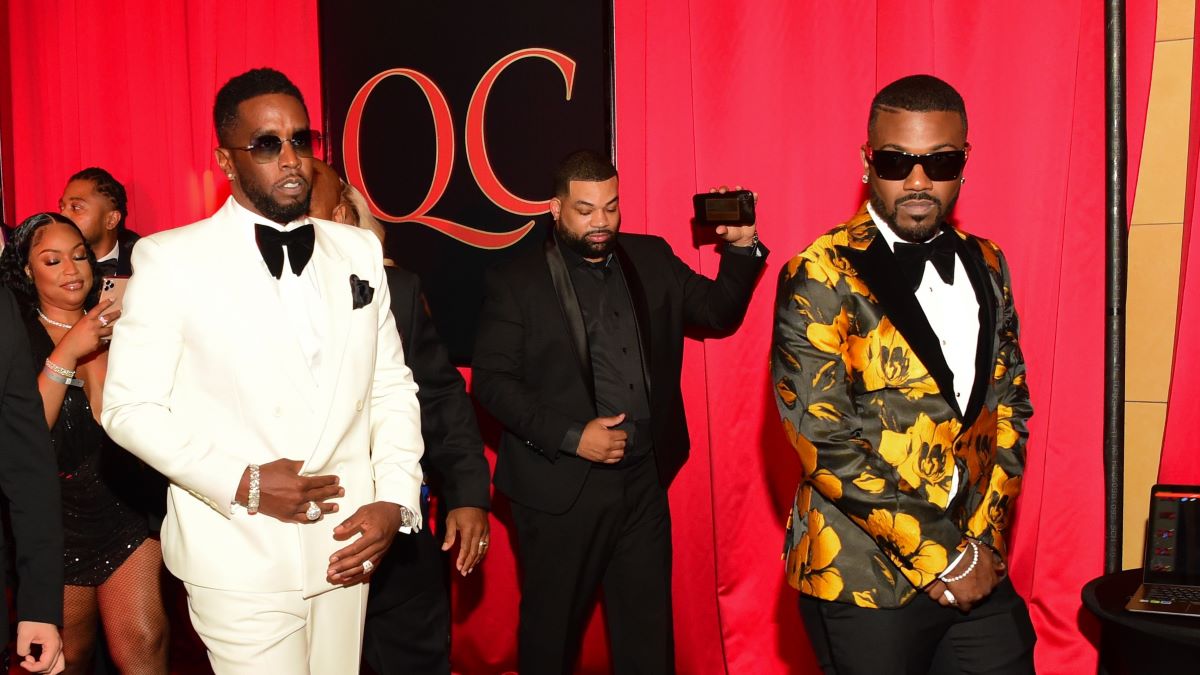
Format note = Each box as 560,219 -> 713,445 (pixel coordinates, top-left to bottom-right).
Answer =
771,205 -> 1031,609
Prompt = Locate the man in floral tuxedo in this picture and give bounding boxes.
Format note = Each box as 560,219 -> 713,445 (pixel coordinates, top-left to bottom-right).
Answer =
771,75 -> 1036,673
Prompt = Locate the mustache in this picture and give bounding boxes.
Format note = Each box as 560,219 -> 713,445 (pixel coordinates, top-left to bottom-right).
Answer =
275,172 -> 308,185
895,193 -> 943,208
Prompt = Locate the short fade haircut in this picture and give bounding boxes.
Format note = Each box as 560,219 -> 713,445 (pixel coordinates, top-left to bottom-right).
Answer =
869,74 -> 967,138
69,167 -> 128,230
213,68 -> 306,146
553,149 -> 617,197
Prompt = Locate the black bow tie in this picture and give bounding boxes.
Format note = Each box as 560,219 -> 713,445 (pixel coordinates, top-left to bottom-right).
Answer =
255,224 -> 315,279
95,258 -> 119,280
892,233 -> 956,292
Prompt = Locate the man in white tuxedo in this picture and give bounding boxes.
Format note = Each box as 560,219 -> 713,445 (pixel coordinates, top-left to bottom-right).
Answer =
101,68 -> 424,674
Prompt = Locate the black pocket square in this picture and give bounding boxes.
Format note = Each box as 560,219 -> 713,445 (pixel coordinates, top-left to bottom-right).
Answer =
350,274 -> 375,309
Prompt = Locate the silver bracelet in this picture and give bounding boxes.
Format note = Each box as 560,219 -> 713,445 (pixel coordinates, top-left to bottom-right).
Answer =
246,464 -> 261,515
43,367 -> 83,388
942,540 -> 980,583
44,358 -> 76,378
731,231 -> 759,250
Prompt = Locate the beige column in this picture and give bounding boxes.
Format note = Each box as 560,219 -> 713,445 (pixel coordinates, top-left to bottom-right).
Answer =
1123,0 -> 1194,568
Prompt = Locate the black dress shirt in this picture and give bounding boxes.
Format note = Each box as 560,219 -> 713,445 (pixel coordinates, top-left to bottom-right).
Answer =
556,235 -> 652,464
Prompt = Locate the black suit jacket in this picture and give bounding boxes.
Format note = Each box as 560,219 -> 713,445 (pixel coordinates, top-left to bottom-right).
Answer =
0,287 -> 64,636
96,228 -> 140,278
473,233 -> 766,514
115,228 -> 140,277
385,266 -> 490,510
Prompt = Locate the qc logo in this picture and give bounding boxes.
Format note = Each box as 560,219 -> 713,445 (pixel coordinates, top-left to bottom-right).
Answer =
343,48 -> 577,251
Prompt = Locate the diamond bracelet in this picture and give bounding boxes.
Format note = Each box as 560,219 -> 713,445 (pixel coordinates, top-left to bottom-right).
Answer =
247,464 -> 261,515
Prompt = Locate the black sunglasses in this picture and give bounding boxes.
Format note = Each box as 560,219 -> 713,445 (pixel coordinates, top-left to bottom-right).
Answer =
228,130 -> 323,164
865,145 -> 969,181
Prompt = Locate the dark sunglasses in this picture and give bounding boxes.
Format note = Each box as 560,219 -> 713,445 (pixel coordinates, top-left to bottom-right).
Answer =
228,130 -> 323,164
865,144 -> 969,181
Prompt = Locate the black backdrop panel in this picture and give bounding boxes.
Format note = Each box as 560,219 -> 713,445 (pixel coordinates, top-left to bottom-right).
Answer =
318,2 -> 614,363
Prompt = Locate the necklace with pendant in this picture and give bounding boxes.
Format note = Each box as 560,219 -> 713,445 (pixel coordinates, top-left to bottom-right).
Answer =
37,308 -> 85,329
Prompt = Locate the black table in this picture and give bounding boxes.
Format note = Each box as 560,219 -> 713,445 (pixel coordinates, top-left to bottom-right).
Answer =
1081,568 -> 1200,674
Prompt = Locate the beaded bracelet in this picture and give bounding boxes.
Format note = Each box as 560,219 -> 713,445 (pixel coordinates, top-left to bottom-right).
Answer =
942,540 -> 980,583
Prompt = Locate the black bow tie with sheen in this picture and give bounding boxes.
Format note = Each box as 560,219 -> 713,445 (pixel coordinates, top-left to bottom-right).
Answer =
255,224 -> 315,279
892,233 -> 956,292
94,258 -> 119,280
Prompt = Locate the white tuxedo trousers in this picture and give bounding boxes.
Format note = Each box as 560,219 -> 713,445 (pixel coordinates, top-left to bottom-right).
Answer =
184,581 -> 369,674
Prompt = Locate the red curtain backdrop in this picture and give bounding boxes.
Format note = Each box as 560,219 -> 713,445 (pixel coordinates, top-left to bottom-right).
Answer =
0,2 -> 1154,675
1160,8 -> 1200,485
0,0 -> 322,230
604,2 -> 1154,674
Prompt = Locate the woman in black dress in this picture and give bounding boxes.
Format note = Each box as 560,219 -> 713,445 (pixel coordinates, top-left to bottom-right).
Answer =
0,213 -> 167,674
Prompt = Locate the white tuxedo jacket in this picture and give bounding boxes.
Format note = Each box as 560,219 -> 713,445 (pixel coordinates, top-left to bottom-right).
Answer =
102,197 -> 424,598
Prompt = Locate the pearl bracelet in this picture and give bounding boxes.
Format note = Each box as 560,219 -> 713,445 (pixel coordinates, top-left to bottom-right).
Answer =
942,540 -> 980,583
246,464 -> 261,515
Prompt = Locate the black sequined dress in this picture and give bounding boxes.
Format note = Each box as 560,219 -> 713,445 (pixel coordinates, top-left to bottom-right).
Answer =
26,318 -> 148,586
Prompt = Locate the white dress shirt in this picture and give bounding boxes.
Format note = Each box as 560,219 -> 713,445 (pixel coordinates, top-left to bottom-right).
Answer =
232,199 -> 327,383
96,240 -> 120,264
868,203 -> 979,577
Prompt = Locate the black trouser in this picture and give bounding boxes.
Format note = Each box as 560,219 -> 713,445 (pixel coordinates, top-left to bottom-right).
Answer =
362,504 -> 451,675
800,577 -> 1037,675
511,456 -> 674,675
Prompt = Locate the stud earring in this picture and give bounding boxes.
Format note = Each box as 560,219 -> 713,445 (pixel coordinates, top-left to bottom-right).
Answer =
861,174 -> 869,184
960,176 -> 966,184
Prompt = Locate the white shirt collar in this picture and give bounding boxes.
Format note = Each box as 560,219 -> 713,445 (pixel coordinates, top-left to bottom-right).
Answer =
229,197 -> 311,232
228,197 -> 312,250
94,240 -> 119,263
867,201 -> 945,251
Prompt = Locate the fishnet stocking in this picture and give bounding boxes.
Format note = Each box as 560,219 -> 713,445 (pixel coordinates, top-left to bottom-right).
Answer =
60,538 -> 169,674
61,585 -> 98,675
96,538 -> 169,674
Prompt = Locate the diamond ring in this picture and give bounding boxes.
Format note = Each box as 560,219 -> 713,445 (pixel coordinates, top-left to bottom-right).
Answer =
305,501 -> 321,521
98,315 -> 110,327
362,559 -> 374,574
479,539 -> 489,550
942,589 -> 957,605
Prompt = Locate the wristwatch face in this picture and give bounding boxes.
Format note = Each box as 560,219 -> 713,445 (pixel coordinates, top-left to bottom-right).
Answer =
400,505 -> 416,528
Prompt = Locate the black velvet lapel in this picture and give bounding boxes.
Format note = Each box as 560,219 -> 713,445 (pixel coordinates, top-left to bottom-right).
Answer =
840,236 -> 961,416
613,242 -> 653,399
544,237 -> 595,403
955,235 -> 998,429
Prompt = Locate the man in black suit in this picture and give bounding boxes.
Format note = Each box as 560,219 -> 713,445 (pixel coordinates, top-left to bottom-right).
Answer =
472,150 -> 767,674
364,263 -> 492,674
309,162 -> 491,674
58,168 -> 139,277
0,285 -> 67,674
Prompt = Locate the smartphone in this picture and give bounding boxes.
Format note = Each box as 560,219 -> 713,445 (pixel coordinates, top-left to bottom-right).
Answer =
98,275 -> 130,314
692,190 -> 756,225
